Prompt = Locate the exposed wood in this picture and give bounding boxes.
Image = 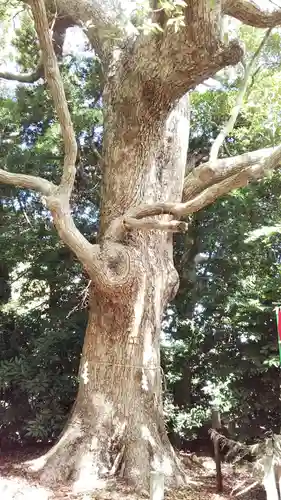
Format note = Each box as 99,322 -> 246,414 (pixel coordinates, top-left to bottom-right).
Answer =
150,471 -> 164,500
263,457 -> 279,500
212,408 -> 223,493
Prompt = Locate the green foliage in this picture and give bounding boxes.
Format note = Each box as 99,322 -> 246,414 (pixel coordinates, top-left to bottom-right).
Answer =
132,0 -> 186,35
12,12 -> 40,71
164,25 -> 281,443
0,16 -> 102,442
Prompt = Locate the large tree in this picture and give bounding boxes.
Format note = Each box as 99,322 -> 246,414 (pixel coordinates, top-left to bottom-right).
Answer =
1,0 -> 281,493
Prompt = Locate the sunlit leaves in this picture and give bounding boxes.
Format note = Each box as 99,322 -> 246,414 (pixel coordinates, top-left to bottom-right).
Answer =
132,0 -> 187,35
245,225 -> 281,243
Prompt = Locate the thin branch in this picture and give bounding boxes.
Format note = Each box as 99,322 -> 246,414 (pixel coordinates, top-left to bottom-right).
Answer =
0,169 -> 54,196
223,141 -> 231,157
12,8 -> 26,28
210,28 -> 272,162
9,268 -> 30,286
17,195 -> 33,227
234,481 -> 259,497
269,0 -> 281,8
0,56 -> 43,83
245,65 -> 262,100
30,0 -> 77,198
223,0 -> 281,28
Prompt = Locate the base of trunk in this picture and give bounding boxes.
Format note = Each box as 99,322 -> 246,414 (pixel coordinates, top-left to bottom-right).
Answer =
27,411 -> 187,494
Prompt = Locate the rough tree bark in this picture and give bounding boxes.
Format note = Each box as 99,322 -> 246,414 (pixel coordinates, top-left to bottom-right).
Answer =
1,0 -> 281,494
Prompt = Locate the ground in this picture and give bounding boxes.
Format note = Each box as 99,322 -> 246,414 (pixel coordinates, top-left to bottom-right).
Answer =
0,446 -> 266,500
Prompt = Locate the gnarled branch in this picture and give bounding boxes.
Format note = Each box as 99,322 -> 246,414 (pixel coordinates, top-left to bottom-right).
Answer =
0,169 -> 54,196
179,164 -> 266,216
0,58 -> 43,83
183,146 -> 279,202
43,0 -> 135,62
45,194 -> 132,290
0,0 -> 133,293
181,145 -> 281,213
223,0 -> 281,28
28,0 -> 133,291
125,168 -> 257,221
115,144 -> 281,231
132,2 -> 243,99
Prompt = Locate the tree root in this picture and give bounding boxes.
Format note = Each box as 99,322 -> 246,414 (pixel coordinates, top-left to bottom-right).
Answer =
25,414 -> 187,494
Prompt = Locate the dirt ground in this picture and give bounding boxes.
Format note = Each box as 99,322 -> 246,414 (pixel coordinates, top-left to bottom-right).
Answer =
0,447 -> 266,500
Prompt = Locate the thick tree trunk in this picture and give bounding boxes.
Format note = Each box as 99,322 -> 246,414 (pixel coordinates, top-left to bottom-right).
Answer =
33,277 -> 184,492
30,82 -> 190,492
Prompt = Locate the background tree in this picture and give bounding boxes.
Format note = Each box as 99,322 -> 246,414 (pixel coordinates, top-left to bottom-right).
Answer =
1,0 -> 281,494
165,25 -> 281,445
0,40 -> 102,444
